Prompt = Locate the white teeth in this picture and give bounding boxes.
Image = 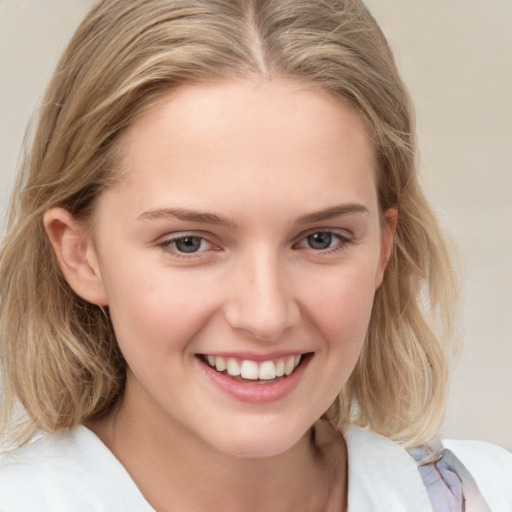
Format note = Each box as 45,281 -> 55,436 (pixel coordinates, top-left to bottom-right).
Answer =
284,356 -> 295,376
204,354 -> 303,380
259,360 -> 276,380
226,358 -> 241,376
215,356 -> 226,372
240,360 -> 259,380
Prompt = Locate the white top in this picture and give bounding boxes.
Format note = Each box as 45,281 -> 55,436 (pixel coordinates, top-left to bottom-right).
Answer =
0,425 -> 510,512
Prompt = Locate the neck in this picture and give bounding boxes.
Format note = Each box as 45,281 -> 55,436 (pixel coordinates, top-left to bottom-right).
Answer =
87,378 -> 347,512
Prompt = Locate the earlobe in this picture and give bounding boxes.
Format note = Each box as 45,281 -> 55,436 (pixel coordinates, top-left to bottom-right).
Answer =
375,207 -> 398,288
43,208 -> 108,305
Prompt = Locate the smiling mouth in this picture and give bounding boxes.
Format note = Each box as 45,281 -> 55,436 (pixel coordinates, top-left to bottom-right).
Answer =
198,354 -> 308,383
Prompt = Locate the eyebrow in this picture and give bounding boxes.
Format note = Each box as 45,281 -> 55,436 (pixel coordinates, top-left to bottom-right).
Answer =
296,203 -> 369,224
137,203 -> 368,227
137,207 -> 237,227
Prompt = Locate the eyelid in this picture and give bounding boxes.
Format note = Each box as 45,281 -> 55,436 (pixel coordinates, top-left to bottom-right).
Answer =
157,229 -> 216,243
293,228 -> 354,252
295,227 -> 354,242
157,231 -> 221,257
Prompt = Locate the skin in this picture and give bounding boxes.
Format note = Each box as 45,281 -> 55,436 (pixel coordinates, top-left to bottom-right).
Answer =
45,79 -> 397,511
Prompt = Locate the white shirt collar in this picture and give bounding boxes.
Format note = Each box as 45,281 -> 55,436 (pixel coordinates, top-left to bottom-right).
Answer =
345,425 -> 434,512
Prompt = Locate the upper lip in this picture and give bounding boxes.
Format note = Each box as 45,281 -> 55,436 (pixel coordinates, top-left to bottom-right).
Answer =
197,350 -> 310,362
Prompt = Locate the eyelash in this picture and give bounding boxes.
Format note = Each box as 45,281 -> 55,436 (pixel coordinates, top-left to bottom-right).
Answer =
157,230 -> 354,258
157,233 -> 216,258
293,230 -> 354,254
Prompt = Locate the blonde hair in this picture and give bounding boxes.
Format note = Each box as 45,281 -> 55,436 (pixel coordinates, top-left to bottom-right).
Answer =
1,0 -> 457,448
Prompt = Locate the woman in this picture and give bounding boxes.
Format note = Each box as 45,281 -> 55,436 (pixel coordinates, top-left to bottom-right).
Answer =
1,1 -> 510,510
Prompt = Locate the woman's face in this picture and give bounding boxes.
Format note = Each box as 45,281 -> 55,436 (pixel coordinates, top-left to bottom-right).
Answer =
83,80 -> 395,457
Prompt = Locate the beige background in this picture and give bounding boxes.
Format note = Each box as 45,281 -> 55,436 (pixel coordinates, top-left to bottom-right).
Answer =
1,0 -> 511,449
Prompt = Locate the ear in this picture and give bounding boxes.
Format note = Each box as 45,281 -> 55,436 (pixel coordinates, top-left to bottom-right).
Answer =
375,207 -> 398,289
43,207 -> 108,306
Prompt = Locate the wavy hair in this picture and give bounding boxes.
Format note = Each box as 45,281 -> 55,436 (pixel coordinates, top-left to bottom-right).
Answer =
1,0 -> 457,448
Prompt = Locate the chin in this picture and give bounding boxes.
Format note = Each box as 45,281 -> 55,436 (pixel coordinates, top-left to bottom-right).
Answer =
205,419 -> 312,460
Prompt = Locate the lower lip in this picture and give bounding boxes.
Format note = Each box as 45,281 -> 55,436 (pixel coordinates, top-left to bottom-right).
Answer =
199,355 -> 311,404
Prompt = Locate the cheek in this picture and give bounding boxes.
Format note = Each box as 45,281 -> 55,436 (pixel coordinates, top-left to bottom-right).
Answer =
292,263 -> 377,417
101,260 -> 222,365
306,262 -> 377,342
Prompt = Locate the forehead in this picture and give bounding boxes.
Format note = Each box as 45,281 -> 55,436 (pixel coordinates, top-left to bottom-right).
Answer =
107,79 -> 378,219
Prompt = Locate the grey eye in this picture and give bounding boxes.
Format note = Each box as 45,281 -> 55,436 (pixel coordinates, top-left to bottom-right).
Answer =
173,236 -> 203,253
307,232 -> 333,250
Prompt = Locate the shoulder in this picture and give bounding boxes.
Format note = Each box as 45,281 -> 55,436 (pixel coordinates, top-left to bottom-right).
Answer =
443,438 -> 512,511
443,437 -> 512,472
344,426 -> 512,512
0,427 -> 153,512
344,426 -> 435,511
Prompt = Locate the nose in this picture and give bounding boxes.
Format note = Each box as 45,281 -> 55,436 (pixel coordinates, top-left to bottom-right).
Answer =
223,252 -> 300,341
